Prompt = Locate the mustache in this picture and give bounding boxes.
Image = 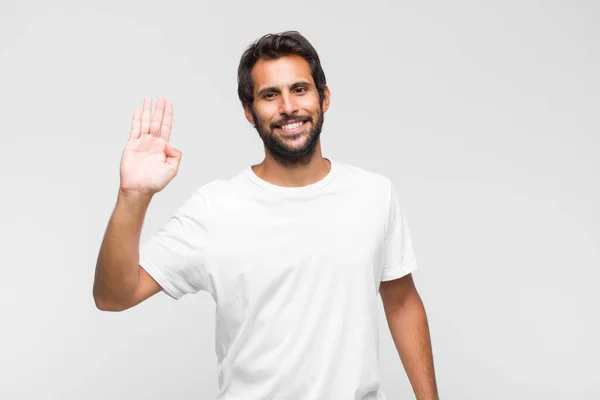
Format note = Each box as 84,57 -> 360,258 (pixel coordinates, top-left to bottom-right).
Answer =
271,116 -> 311,128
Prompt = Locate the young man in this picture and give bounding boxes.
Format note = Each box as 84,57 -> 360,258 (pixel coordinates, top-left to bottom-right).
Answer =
93,31 -> 439,400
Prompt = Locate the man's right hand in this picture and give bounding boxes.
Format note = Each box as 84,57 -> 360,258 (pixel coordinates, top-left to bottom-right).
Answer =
119,96 -> 181,196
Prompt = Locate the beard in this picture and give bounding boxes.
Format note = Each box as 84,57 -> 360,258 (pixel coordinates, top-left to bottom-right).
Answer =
250,106 -> 324,168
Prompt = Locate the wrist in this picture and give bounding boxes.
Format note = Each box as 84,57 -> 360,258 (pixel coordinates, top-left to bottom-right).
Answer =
117,188 -> 153,208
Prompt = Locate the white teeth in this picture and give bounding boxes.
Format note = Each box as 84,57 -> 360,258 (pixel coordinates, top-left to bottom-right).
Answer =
281,121 -> 303,130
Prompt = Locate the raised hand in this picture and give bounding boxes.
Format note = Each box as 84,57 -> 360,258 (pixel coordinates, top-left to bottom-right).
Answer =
119,97 -> 181,196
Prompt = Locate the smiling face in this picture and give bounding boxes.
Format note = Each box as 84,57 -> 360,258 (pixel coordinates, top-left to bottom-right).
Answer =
244,54 -> 330,167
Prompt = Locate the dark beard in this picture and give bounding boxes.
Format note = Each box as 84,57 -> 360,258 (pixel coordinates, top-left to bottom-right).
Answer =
250,107 -> 324,168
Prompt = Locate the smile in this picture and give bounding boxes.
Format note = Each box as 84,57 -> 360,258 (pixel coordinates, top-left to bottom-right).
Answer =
276,120 -> 307,135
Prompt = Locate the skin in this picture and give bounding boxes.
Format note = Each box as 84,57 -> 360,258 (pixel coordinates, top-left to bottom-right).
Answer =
244,54 -> 439,398
243,54 -> 332,187
95,52 -> 438,399
380,275 -> 439,399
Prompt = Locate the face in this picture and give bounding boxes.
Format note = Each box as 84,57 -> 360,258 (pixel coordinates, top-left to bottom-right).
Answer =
244,54 -> 330,167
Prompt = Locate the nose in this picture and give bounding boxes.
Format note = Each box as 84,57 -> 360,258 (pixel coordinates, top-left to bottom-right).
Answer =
279,92 -> 298,116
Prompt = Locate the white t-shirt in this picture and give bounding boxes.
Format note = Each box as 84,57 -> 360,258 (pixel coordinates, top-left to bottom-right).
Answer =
139,158 -> 418,400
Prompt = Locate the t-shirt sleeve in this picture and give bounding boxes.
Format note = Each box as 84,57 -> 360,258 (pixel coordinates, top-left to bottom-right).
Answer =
138,188 -> 212,300
380,180 -> 419,282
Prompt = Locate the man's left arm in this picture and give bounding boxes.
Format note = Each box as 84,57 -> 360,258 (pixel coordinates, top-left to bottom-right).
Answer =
380,273 -> 439,400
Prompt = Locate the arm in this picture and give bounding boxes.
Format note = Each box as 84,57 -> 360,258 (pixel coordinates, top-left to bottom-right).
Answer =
93,96 -> 180,311
93,191 -> 161,311
380,273 -> 439,400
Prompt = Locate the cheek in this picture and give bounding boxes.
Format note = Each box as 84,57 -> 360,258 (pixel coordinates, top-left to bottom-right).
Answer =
299,95 -> 321,112
254,104 -> 278,124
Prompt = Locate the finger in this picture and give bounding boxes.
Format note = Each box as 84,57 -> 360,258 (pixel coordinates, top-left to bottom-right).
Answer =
160,101 -> 173,141
165,141 -> 181,159
140,98 -> 152,135
165,142 -> 181,167
129,109 -> 141,141
150,96 -> 166,137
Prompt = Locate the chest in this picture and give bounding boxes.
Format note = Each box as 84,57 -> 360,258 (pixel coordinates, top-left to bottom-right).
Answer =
206,193 -> 386,294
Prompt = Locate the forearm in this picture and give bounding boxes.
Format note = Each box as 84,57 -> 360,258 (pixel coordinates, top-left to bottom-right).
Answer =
93,190 -> 152,308
386,292 -> 439,399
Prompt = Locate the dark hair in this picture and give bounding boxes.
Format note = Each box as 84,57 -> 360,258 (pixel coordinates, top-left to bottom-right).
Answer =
237,31 -> 327,110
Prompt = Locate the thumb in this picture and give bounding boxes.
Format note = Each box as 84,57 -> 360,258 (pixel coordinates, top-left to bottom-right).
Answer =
165,142 -> 181,159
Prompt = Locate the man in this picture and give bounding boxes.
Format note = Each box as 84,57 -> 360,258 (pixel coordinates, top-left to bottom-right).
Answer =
93,31 -> 439,399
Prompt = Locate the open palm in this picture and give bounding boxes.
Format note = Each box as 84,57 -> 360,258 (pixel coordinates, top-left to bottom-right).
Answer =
120,97 -> 181,195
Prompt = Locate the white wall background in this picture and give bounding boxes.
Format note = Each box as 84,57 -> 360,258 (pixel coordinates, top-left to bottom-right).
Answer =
1,0 -> 598,399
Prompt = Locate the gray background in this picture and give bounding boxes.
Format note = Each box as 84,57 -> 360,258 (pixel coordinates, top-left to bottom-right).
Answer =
1,0 -> 598,399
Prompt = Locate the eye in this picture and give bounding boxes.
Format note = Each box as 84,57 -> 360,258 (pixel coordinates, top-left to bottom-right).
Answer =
263,93 -> 277,100
294,87 -> 307,94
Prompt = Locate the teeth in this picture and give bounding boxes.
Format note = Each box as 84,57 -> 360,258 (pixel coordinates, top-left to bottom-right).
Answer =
281,121 -> 303,130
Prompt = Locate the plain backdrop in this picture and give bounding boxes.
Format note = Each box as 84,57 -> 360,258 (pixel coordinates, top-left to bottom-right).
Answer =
1,1 -> 598,399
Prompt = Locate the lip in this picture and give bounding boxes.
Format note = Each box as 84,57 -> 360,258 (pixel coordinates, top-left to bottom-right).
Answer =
276,120 -> 308,135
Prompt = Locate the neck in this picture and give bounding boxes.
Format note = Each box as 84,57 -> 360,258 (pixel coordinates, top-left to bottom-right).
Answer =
252,147 -> 331,188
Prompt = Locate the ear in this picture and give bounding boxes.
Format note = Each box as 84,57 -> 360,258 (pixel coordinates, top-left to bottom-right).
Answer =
243,104 -> 255,125
322,85 -> 331,113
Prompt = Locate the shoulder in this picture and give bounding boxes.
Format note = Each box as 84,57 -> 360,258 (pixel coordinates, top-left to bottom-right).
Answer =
335,160 -> 393,196
191,179 -> 233,210
196,178 -> 230,197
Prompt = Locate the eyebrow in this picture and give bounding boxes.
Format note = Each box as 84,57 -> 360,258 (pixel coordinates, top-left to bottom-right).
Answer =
256,80 -> 313,98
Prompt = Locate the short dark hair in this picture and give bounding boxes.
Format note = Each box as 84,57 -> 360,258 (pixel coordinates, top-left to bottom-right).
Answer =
237,31 -> 327,110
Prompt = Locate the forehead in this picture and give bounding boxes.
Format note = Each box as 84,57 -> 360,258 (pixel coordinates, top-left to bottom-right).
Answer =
251,54 -> 314,93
